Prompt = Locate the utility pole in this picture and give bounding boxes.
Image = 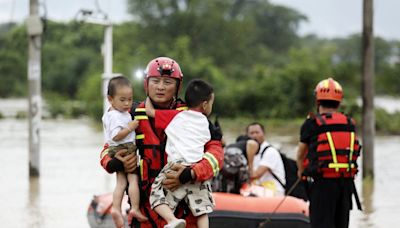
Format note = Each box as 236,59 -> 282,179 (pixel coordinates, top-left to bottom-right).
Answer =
27,0 -> 43,177
102,24 -> 113,113
76,9 -> 113,114
361,0 -> 375,179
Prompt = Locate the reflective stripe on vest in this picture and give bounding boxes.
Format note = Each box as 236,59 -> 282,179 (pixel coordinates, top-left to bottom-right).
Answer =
100,148 -> 109,159
135,115 -> 148,120
326,131 -> 339,172
311,113 -> 360,178
348,132 -> 355,171
135,134 -> 144,140
134,108 -> 148,120
325,131 -> 355,172
203,152 -> 219,176
176,106 -> 188,111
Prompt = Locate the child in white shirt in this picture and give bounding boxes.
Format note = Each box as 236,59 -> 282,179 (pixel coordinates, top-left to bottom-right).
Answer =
102,76 -> 147,228
146,79 -> 216,228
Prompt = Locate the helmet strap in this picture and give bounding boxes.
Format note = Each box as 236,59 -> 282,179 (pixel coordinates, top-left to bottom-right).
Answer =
145,78 -> 149,96
169,96 -> 177,109
175,80 -> 181,99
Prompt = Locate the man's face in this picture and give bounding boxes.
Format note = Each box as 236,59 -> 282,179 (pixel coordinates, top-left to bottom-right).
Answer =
147,77 -> 178,108
247,124 -> 265,144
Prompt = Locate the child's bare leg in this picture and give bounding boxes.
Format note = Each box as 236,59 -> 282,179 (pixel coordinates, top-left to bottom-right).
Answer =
111,172 -> 127,228
127,173 -> 148,221
154,204 -> 186,227
197,214 -> 209,228
154,204 -> 185,225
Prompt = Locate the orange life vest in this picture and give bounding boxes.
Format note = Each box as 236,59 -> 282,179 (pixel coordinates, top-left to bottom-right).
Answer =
132,101 -> 189,228
134,101 -> 187,194
307,112 -> 361,178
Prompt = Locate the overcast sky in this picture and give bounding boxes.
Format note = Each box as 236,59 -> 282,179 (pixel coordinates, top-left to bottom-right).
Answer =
1,0 -> 399,40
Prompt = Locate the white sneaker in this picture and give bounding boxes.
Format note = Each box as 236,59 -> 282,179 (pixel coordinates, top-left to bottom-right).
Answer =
164,219 -> 186,228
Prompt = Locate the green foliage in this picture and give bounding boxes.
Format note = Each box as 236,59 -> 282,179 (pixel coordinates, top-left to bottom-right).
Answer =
0,49 -> 27,97
375,108 -> 400,135
0,0 -> 399,136
15,111 -> 27,119
0,23 -> 16,35
126,0 -> 306,67
218,116 -> 305,142
45,92 -> 86,118
42,21 -> 102,98
247,3 -> 307,53
376,63 -> 400,95
340,99 -> 361,120
0,25 -> 27,97
77,71 -> 103,121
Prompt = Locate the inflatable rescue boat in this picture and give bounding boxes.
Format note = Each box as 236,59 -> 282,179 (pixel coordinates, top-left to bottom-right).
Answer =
87,192 -> 309,228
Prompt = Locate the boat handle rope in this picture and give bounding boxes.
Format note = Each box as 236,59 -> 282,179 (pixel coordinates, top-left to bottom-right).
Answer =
257,177 -> 303,228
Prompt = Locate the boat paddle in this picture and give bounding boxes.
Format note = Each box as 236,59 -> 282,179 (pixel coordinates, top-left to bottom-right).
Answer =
257,177 -> 303,228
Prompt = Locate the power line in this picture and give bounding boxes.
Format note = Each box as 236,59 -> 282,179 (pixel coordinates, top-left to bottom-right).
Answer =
95,0 -> 108,19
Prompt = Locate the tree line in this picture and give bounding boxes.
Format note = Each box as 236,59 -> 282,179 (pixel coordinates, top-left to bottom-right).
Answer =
0,0 -> 399,122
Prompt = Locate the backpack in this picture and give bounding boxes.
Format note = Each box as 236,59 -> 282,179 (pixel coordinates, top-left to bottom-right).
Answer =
261,145 -> 308,201
212,145 -> 249,194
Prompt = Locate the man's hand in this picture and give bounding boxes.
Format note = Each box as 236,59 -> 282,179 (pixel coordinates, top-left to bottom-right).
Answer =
297,169 -> 304,179
114,149 -> 137,173
162,163 -> 186,191
296,142 -> 308,178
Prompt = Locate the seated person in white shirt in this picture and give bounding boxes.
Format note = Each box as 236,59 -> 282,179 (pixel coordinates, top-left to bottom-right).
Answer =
246,122 -> 286,196
145,79 -> 216,228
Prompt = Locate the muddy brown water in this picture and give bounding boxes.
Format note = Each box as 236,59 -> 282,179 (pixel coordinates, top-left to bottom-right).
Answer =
0,117 -> 398,228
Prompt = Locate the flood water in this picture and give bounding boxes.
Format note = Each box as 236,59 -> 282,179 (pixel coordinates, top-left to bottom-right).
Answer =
0,118 -> 114,228
0,100 -> 399,227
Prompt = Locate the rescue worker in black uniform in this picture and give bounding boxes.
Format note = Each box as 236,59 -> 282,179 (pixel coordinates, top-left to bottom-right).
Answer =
296,77 -> 362,228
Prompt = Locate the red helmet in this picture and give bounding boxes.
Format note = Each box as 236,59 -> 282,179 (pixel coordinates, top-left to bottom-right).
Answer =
314,77 -> 343,103
143,57 -> 183,94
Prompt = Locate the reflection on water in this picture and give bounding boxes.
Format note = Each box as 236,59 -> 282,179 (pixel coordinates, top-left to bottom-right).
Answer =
0,118 -> 113,228
29,177 -> 42,228
0,117 -> 399,228
357,176 -> 374,228
349,136 -> 400,228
